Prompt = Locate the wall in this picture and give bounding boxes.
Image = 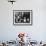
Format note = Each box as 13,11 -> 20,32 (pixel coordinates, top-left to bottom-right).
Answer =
0,0 -> 46,42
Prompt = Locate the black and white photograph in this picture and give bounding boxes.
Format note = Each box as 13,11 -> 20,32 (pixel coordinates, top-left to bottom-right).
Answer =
13,10 -> 32,25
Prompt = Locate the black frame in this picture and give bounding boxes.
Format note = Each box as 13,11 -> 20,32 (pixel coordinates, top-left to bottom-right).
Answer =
13,10 -> 33,26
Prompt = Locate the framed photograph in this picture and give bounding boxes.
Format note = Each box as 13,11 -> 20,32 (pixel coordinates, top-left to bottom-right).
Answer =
13,10 -> 33,25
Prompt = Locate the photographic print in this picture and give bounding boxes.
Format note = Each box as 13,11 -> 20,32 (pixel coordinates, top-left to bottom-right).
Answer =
13,10 -> 32,25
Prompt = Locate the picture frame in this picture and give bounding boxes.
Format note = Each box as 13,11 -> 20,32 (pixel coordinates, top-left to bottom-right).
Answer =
13,10 -> 33,26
